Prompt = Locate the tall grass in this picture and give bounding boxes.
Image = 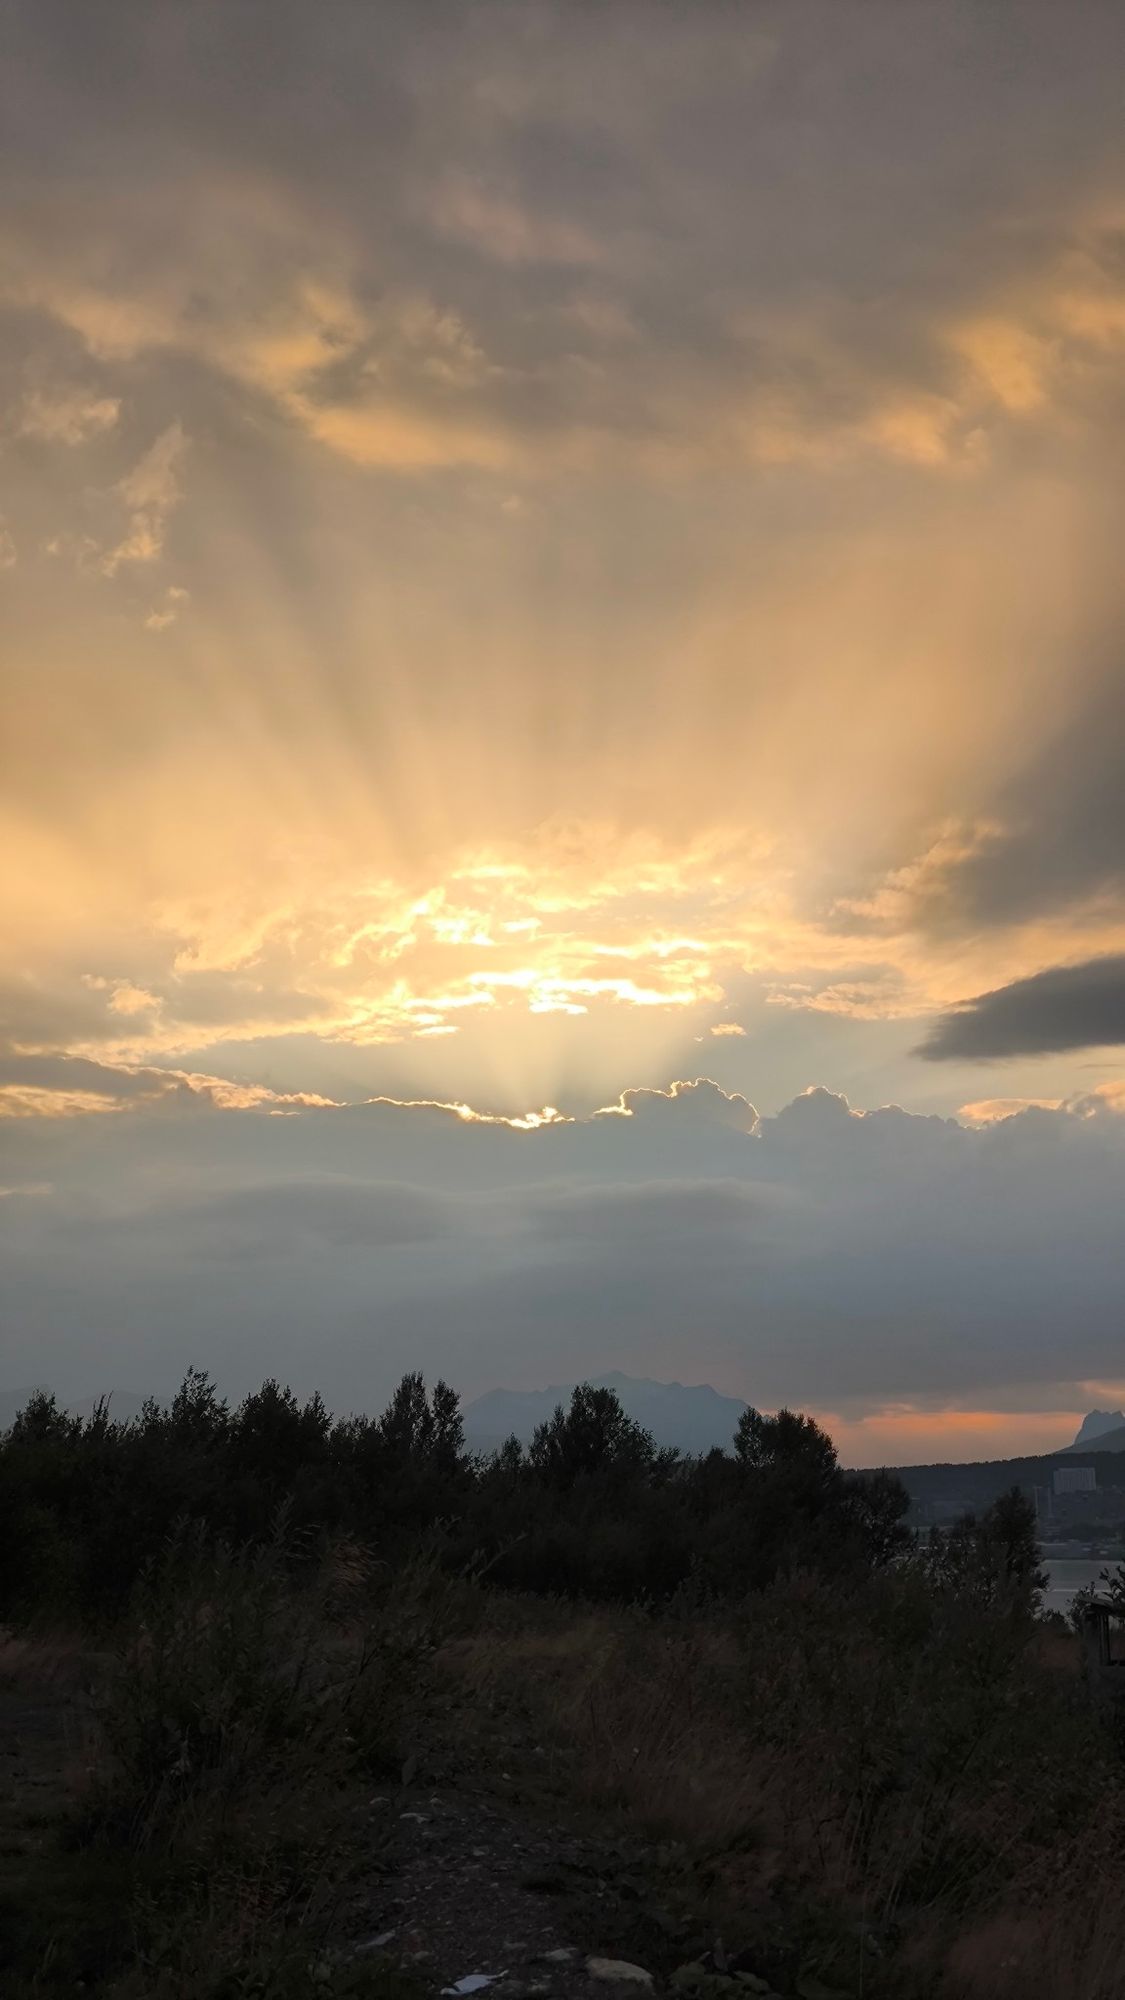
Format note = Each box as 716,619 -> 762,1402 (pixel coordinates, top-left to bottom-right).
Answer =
445,1573 -> 1124,1999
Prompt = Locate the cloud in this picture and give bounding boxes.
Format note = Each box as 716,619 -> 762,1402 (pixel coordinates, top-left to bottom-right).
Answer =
918,954 -> 1125,1061
292,395 -> 513,472
0,800 -> 1116,1092
0,1050 -> 340,1118
0,832 -> 744,1069
144,584 -> 189,631
100,422 -> 187,575
958,1084 -> 1125,1126
957,1096 -> 1063,1126
422,177 -> 606,268
0,523 -> 14,569
949,318 -> 1056,414
168,1179 -> 455,1252
602,1077 -> 759,1134
892,661 -> 1125,936
6,5 -> 1122,490
18,386 -> 120,444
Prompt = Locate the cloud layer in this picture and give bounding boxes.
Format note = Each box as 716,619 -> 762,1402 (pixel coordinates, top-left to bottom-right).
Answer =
3,1073 -> 1125,1462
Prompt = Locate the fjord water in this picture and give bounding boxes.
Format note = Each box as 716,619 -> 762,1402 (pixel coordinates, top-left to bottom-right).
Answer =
1041,1552 -> 1121,1615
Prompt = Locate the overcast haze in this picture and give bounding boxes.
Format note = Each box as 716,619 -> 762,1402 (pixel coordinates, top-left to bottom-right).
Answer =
2,2 -> 1124,1461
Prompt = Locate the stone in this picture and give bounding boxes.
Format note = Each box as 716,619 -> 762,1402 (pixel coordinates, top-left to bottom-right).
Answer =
671,1964 -> 774,1999
586,1959 -> 654,1987
618,1875 -> 651,1901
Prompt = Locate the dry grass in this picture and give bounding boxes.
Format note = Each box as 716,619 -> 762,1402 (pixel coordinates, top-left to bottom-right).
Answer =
440,1589 -> 1125,2000
471,1619 -> 753,1833
5,1571 -> 1124,1999
918,1871 -> 1125,2000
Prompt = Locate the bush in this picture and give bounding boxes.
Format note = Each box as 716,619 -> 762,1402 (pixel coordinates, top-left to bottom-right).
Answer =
23,1519 -> 439,1996
96,1512 -> 429,1824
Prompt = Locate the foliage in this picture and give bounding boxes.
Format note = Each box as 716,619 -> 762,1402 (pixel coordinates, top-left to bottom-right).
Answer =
922,1486 -> 1047,1618
0,1520 -> 437,1998
1070,1552 -> 1125,1635
0,1375 -> 914,1623
527,1382 -> 660,1484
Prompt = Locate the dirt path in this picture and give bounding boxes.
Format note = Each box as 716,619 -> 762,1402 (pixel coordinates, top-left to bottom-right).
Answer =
343,1780 -> 701,1998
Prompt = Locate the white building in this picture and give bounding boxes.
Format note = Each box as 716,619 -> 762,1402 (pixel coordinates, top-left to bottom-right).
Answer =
1053,1464 -> 1097,1496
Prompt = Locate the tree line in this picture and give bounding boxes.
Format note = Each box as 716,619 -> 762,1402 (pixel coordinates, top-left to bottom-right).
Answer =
0,1369 -> 1043,1625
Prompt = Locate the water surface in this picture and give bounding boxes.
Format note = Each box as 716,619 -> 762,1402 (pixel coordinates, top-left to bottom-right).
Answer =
1041,1552 -> 1122,1616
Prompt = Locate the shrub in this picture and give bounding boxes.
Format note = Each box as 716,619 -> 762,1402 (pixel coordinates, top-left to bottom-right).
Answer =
94,1513 -> 424,1838
23,1517 -> 440,1996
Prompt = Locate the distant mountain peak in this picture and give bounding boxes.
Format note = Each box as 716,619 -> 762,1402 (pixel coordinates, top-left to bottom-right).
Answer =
1072,1409 -> 1125,1448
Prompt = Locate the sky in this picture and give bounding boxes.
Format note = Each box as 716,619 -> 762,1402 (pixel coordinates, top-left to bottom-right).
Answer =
2,1 -> 1124,1464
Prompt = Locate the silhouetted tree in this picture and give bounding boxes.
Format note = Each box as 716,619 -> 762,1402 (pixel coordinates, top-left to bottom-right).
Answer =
232,1380 -> 331,1489
377,1371 -> 435,1459
430,1378 -> 466,1472
734,1406 -> 838,1482
928,1486 -> 1046,1615
528,1384 -> 657,1487
167,1367 -> 230,1447
841,1467 -> 913,1567
5,1390 -> 79,1446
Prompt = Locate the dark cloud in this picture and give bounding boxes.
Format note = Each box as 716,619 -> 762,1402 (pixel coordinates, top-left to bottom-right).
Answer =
0,1051 -> 166,1098
4,1077 -> 1125,1421
0,980 -> 132,1054
168,1180 -> 457,1253
917,954 -> 1125,1061
921,665 -> 1125,932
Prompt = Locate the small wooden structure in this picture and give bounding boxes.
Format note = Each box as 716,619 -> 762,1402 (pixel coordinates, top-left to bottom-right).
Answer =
1076,1594 -> 1125,1710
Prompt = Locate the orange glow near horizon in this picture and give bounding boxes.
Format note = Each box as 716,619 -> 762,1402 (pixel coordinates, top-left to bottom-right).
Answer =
821,1407 -> 1117,1469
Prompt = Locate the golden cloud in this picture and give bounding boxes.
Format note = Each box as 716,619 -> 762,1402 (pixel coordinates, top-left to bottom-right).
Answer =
18,385 -> 121,444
